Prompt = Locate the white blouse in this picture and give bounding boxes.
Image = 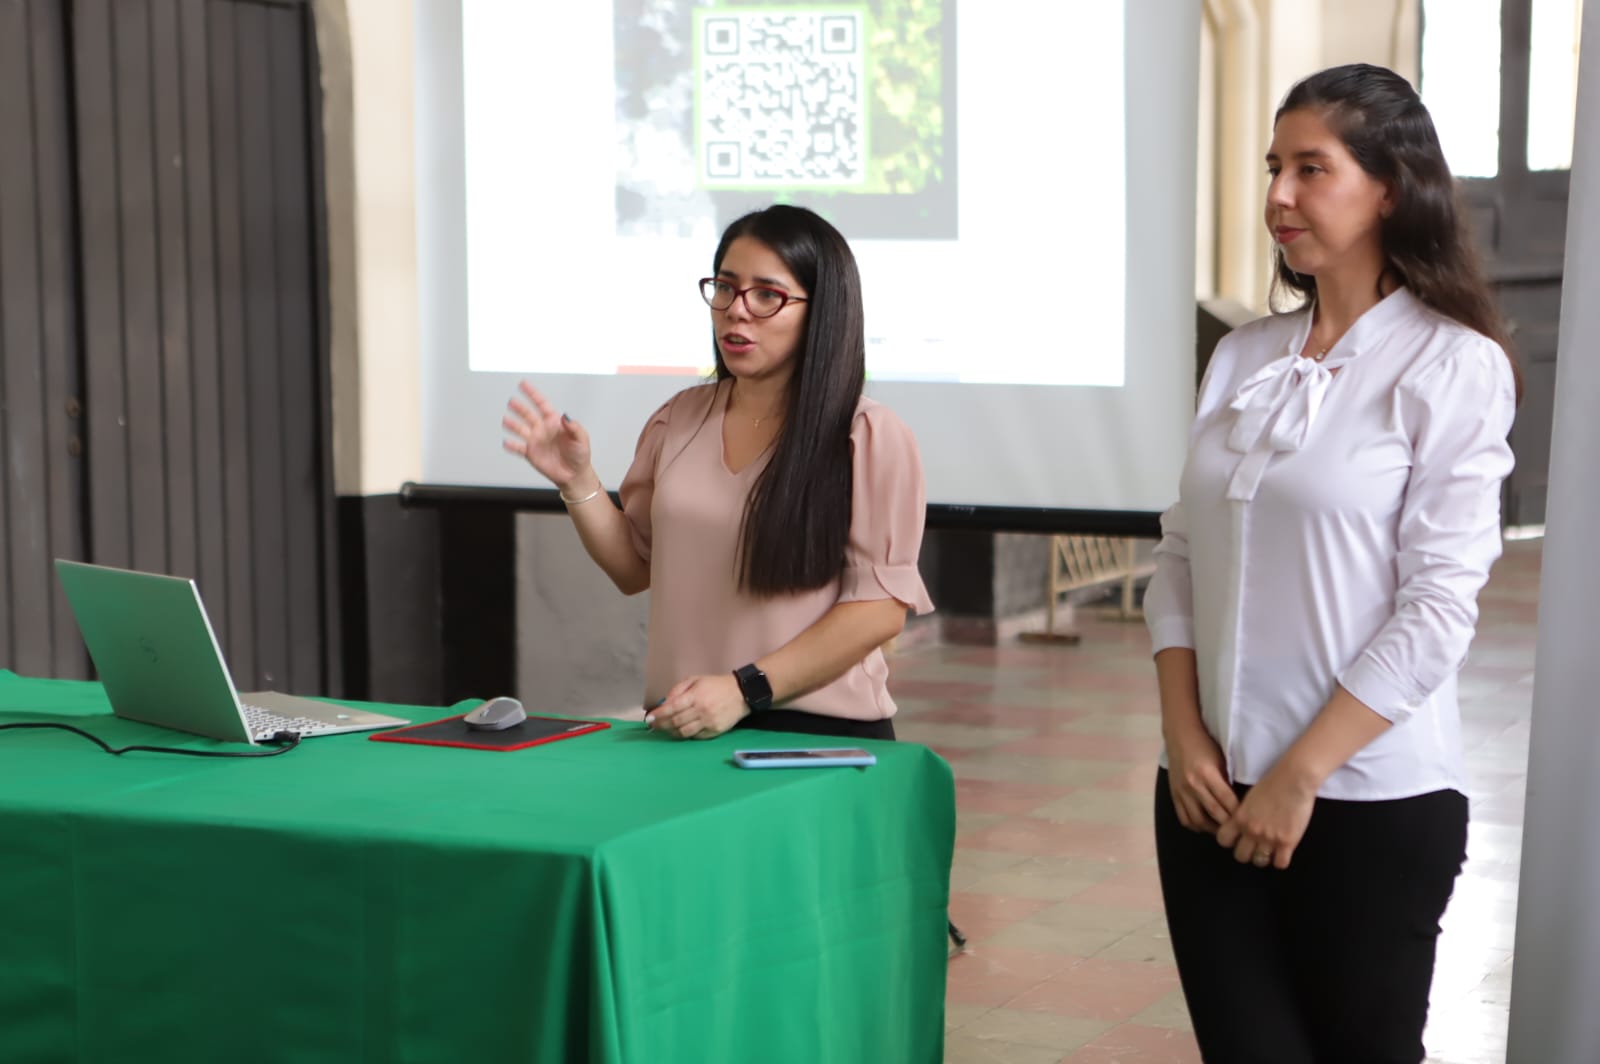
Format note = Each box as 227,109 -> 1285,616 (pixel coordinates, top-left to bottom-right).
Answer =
1144,287 -> 1517,801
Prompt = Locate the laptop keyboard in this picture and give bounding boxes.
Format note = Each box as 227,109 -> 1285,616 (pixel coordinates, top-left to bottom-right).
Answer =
240,702 -> 341,741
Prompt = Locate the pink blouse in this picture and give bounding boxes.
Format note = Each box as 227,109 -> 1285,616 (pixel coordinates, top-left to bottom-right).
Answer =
618,378 -> 934,721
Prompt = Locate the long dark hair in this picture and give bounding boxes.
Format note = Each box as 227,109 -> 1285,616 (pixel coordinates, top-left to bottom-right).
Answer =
1271,64 -> 1522,400
711,206 -> 865,596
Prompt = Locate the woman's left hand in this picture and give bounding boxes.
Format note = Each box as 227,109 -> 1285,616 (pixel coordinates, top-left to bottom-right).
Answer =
648,674 -> 750,740
1214,763 -> 1318,870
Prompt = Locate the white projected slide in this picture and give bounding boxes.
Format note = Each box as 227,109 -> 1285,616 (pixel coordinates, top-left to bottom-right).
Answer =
461,2 -> 1125,388
416,0 -> 1199,513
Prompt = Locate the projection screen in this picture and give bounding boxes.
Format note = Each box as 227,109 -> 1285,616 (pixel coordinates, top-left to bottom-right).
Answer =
412,0 -> 1200,526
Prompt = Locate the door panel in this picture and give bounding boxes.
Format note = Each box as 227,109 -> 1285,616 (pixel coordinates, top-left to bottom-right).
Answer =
0,0 -> 334,689
0,0 -> 88,678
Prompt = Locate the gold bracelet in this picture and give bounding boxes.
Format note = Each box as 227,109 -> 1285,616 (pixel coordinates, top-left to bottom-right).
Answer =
559,485 -> 603,506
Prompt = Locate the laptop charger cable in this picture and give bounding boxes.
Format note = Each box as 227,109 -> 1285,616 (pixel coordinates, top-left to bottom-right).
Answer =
0,722 -> 304,758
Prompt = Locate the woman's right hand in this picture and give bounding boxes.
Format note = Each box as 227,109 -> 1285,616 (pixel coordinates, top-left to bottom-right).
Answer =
503,381 -> 595,493
1164,718 -> 1239,834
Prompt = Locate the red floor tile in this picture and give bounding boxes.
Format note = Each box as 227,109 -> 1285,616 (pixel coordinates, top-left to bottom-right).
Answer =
1006,957 -> 1181,1021
917,701 -> 1085,730
954,778 -> 1077,815
1062,1024 -> 1203,1063
886,678 -> 997,700
960,818 -> 1158,864
993,732 -> 1164,762
944,945 -> 1082,1007
949,890 -> 1060,926
1086,764 -> 1162,794
1068,865 -> 1166,912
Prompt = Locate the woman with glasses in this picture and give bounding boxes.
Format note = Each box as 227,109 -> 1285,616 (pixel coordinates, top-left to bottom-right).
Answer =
1144,64 -> 1519,1062
502,205 -> 932,742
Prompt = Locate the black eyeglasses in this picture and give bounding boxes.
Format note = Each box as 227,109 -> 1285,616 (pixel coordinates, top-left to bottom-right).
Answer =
698,278 -> 808,318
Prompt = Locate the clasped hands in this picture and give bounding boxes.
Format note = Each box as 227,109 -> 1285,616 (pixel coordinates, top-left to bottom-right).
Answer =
1167,723 -> 1318,871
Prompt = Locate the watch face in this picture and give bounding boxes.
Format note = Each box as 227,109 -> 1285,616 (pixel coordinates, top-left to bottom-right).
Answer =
736,664 -> 772,708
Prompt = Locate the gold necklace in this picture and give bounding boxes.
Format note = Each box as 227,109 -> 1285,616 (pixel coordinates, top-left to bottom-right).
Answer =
1309,330 -> 1344,361
1308,295 -> 1334,361
733,392 -> 781,429
731,382 -> 783,429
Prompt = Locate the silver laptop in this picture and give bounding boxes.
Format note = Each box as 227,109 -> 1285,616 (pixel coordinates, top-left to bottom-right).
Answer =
55,559 -> 410,743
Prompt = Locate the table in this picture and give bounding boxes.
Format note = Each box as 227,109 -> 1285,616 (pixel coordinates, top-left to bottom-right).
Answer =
0,671 -> 955,1063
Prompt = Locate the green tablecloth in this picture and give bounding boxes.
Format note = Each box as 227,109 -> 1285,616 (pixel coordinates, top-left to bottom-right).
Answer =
0,671 -> 955,1064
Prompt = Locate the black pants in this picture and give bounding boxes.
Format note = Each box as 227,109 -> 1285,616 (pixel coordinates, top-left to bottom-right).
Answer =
733,707 -> 895,741
1154,768 -> 1467,1064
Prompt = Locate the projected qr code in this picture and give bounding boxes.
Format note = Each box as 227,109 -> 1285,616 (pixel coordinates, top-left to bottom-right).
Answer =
695,10 -> 867,188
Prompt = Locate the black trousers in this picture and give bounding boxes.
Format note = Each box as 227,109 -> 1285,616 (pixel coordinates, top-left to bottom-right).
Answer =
733,707 -> 896,741
1153,767 -> 1467,1064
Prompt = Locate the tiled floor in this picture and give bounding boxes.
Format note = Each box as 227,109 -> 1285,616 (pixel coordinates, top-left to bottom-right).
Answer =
888,538 -> 1541,1064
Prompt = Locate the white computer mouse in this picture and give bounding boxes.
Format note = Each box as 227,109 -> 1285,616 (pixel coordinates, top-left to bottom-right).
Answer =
462,696 -> 527,731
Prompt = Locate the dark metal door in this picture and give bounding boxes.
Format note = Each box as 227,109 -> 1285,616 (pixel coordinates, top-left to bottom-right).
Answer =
0,0 -> 89,678
0,0 -> 336,692
1441,0 -> 1576,526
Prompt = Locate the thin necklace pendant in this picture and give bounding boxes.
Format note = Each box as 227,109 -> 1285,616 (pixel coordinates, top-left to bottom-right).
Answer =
731,386 -> 778,430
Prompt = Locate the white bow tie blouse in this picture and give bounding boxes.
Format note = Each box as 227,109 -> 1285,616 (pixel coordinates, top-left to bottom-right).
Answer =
1144,287 -> 1517,800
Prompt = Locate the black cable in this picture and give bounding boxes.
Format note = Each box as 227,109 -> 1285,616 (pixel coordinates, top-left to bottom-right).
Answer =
0,722 -> 304,757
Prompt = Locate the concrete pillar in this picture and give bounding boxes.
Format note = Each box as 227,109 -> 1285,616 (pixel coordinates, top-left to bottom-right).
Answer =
1506,3 -> 1600,1059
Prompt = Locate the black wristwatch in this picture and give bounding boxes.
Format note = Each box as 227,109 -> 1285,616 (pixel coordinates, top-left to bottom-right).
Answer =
733,663 -> 773,712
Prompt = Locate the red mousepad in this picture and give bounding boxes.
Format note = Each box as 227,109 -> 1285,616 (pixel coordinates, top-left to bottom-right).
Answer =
369,713 -> 610,751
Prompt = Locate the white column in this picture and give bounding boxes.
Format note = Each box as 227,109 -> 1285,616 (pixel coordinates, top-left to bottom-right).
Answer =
1507,3 -> 1600,1060
1216,0 -> 1264,307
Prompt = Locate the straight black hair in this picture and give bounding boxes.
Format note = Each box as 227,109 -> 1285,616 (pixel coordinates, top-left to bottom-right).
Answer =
1272,63 -> 1521,400
711,206 -> 865,596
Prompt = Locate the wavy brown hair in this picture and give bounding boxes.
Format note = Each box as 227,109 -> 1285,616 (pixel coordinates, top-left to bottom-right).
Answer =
1271,64 -> 1521,401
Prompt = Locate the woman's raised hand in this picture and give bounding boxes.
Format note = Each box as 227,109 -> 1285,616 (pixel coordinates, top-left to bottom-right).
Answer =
503,381 -> 595,493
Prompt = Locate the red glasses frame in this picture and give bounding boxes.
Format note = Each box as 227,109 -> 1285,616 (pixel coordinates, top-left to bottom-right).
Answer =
697,278 -> 809,318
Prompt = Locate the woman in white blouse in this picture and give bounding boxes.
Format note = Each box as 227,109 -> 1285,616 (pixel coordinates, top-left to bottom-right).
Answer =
1144,64 -> 1519,1063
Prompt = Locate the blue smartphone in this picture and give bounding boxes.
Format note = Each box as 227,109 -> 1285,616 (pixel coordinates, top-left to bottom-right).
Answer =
733,747 -> 877,769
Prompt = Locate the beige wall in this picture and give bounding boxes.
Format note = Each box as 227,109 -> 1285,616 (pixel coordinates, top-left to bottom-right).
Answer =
315,0 -> 423,497
1198,0 -> 1423,307
1196,8 -> 1219,299
1322,0 -> 1420,84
